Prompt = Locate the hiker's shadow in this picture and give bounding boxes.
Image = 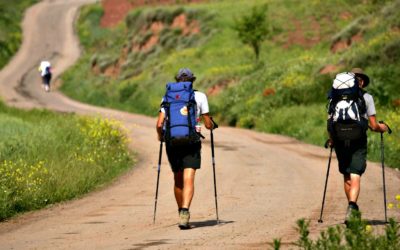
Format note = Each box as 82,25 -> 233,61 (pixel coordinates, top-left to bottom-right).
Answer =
190,219 -> 234,229
367,219 -> 388,226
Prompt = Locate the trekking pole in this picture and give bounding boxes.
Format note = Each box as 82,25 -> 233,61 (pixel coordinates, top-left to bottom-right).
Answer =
153,141 -> 163,224
379,121 -> 392,224
318,139 -> 333,223
210,117 -> 219,224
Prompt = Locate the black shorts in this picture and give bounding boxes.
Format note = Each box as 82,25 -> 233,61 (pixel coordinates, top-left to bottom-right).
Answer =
334,138 -> 367,176
166,142 -> 201,173
42,73 -> 52,85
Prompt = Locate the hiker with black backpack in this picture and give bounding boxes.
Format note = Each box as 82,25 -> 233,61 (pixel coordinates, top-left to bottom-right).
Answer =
38,60 -> 52,92
156,68 -> 214,229
327,68 -> 388,225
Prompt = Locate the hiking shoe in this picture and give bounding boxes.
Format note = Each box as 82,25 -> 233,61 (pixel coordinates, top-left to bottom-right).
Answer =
344,203 -> 359,226
178,210 -> 190,229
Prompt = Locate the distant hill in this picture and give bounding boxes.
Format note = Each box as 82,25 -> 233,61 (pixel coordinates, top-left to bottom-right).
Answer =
61,0 -> 400,168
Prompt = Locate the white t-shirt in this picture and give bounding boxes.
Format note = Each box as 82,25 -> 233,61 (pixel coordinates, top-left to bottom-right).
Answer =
363,92 -> 376,118
160,91 -> 209,119
38,61 -> 51,76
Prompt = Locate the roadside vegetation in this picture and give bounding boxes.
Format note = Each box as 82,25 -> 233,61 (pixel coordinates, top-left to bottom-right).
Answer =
274,197 -> 400,249
0,0 -> 134,221
283,216 -> 400,250
0,0 -> 38,69
61,0 -> 399,168
0,102 -> 133,220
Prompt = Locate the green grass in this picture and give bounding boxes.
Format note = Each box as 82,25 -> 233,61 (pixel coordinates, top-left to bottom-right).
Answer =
0,0 -> 134,220
61,0 -> 400,168
0,0 -> 38,69
0,102 -> 134,220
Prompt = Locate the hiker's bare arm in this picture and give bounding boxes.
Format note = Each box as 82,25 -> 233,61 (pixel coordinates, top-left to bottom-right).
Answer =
202,113 -> 213,130
368,115 -> 387,133
156,112 -> 165,141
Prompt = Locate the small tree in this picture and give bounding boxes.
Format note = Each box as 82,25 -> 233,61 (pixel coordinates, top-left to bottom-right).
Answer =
233,4 -> 269,61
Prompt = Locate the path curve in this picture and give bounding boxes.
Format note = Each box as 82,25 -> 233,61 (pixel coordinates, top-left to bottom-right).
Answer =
0,1 -> 399,249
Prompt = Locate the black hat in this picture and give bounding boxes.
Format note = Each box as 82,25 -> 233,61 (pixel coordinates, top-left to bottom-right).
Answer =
351,68 -> 370,87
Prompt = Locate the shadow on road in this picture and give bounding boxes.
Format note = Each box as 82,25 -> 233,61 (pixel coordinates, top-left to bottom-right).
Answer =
367,219 -> 388,226
190,219 -> 234,229
131,239 -> 170,249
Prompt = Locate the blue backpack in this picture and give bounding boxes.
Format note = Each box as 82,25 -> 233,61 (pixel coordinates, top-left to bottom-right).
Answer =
162,81 -> 200,146
327,72 -> 367,143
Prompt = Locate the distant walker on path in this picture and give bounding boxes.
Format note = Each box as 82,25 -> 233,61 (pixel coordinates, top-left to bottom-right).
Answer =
38,60 -> 52,92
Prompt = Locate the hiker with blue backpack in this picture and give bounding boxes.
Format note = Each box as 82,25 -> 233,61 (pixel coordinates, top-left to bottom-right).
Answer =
156,68 -> 214,229
326,68 -> 388,225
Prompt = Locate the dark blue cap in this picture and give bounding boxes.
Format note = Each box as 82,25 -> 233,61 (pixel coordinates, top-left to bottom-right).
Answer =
176,68 -> 194,79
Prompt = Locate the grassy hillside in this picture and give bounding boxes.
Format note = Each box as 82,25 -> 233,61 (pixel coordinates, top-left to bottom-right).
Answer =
0,102 -> 133,220
61,0 -> 400,168
0,0 -> 38,69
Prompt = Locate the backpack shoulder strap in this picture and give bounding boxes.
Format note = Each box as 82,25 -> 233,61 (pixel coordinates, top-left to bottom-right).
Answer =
358,89 -> 367,115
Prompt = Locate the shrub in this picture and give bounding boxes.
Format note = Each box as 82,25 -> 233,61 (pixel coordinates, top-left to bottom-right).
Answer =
0,0 -> 38,69
274,215 -> 400,249
233,4 -> 269,61
0,105 -> 133,220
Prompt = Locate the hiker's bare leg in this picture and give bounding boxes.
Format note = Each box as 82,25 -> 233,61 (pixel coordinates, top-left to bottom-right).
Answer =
344,173 -> 361,203
182,168 -> 196,209
174,171 -> 183,208
344,174 -> 351,201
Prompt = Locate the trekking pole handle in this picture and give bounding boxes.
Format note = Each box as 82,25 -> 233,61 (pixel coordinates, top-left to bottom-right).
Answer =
210,117 -> 219,129
379,121 -> 392,134
324,139 -> 333,149
198,132 -> 205,139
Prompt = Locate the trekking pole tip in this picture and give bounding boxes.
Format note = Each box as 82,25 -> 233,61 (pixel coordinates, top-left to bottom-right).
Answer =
318,219 -> 323,223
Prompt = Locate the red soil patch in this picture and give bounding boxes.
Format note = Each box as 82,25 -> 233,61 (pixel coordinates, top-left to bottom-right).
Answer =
100,0 -> 133,28
279,17 -> 328,49
129,13 -> 200,53
100,0 -> 203,28
330,39 -> 349,53
96,1 -> 205,78
319,64 -> 339,74
263,88 -> 275,97
393,99 -> 400,107
330,32 -> 363,53
207,79 -> 236,96
340,11 -> 352,20
172,14 -> 200,35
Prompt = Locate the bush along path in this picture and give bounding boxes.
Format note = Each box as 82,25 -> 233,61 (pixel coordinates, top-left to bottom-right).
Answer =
0,103 -> 133,220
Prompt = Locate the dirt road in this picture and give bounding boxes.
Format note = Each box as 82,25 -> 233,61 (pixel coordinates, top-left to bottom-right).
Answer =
0,1 -> 398,249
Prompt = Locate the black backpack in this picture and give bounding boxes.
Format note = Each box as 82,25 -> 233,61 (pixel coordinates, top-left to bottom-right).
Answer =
45,66 -> 51,75
327,72 -> 368,144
